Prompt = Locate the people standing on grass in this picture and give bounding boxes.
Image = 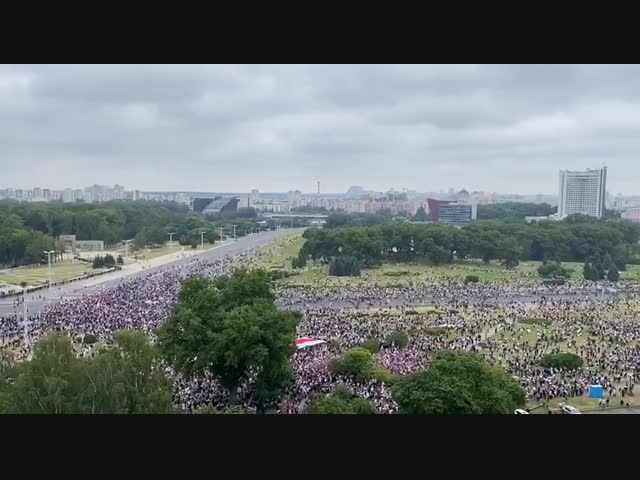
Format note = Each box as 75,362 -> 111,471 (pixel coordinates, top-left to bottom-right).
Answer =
1,242 -> 640,413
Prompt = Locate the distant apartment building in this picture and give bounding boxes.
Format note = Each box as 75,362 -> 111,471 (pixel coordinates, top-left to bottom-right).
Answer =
294,195 -> 368,213
364,199 -> 416,215
287,190 -> 303,210
250,189 -> 261,204
82,184 -> 126,203
62,188 -> 76,203
558,167 -> 607,218
622,207 -> 640,223
252,199 -> 288,212
113,184 -> 125,200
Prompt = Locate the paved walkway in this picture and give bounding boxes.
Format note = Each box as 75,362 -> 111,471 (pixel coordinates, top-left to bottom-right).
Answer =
583,406 -> 640,414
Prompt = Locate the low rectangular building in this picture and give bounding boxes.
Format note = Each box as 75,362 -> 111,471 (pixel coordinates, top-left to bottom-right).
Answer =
59,235 -> 104,253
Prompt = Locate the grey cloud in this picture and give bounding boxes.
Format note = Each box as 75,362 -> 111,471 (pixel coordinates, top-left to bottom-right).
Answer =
0,64 -> 639,194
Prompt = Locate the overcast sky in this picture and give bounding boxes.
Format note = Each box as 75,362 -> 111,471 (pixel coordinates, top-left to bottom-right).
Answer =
1,64 -> 639,195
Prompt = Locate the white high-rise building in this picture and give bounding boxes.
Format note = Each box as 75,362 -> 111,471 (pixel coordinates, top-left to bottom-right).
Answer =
62,188 -> 76,203
558,167 -> 607,218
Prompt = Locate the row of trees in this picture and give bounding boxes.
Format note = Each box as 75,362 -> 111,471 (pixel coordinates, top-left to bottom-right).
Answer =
92,254 -> 123,269
301,217 -> 640,271
583,252 -> 621,282
0,331 -> 173,413
0,200 -> 282,267
0,199 -> 187,245
477,202 -> 557,221
478,202 -> 621,222
0,213 -> 64,267
324,211 -> 397,229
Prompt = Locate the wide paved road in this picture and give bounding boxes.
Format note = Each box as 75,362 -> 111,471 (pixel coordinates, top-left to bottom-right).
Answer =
0,229 -> 301,317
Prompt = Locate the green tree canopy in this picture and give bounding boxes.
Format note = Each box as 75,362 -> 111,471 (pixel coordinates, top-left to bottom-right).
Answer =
413,207 -> 429,222
332,347 -> 374,381
299,218 -> 639,270
607,263 -> 620,282
328,256 -> 361,276
0,331 -> 172,414
305,386 -> 376,414
540,352 -> 584,370
157,269 -> 301,412
392,351 -> 526,414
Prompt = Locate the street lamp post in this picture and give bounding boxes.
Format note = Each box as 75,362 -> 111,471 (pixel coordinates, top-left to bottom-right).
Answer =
20,282 -> 29,354
124,239 -> 133,259
43,250 -> 55,289
23,294 -> 28,352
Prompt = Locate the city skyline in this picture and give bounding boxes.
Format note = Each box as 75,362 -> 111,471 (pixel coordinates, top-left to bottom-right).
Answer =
2,65 -> 640,194
0,182 -> 555,197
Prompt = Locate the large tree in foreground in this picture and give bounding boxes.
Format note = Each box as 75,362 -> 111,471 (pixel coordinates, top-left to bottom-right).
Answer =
157,269 -> 301,412
392,351 -> 525,414
0,331 -> 172,414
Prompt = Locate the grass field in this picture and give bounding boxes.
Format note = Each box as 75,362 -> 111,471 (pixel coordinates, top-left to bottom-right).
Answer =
527,395 -> 640,413
0,261 -> 102,287
114,243 -> 183,260
281,261 -> 547,287
249,234 -> 306,271
137,244 -> 184,260
279,258 -> 640,287
622,264 -> 640,281
245,231 -> 640,287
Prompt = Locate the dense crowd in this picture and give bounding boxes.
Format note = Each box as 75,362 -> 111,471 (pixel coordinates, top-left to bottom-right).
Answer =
2,242 -> 640,414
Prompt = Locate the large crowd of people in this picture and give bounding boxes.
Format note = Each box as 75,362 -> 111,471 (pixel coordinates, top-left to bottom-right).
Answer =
2,240 -> 640,414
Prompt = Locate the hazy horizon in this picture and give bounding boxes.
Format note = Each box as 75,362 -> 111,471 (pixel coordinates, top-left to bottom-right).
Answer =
2,64 -> 639,195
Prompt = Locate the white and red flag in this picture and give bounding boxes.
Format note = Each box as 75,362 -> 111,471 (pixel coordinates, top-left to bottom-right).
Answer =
295,337 -> 326,350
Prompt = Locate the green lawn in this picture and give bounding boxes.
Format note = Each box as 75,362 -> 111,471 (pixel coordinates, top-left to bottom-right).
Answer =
282,260 -> 540,287
0,261 -> 102,287
249,233 -> 305,271
278,258 -> 640,287
622,264 -> 640,281
243,235 -> 640,287
139,244 -> 185,260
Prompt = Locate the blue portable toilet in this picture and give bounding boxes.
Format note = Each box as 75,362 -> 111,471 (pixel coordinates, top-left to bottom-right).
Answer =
590,384 -> 604,398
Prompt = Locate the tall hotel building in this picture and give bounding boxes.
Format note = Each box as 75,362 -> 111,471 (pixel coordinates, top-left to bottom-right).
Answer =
558,167 -> 607,218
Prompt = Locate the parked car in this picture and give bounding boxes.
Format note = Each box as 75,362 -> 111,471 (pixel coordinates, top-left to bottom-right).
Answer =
559,403 -> 581,414
514,409 -> 530,414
